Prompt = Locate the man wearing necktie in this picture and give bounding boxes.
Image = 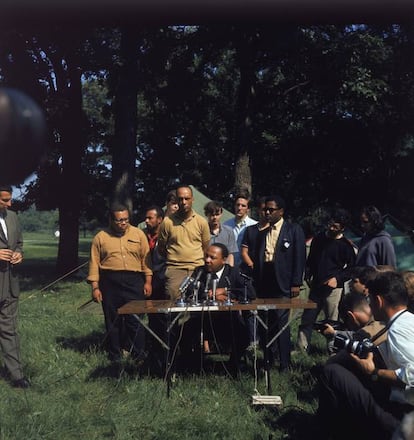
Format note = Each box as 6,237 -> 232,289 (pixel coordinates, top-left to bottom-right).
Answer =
0,185 -> 29,388
252,195 -> 306,372
179,243 -> 255,373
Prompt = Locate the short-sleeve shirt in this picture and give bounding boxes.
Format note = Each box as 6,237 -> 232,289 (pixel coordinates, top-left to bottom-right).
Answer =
223,215 -> 258,266
158,210 -> 210,270
209,224 -> 238,255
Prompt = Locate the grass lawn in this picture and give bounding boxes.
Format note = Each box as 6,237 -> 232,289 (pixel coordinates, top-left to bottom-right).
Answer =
0,234 -> 329,440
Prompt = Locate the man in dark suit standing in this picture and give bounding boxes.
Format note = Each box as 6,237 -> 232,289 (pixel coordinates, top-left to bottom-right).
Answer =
0,185 -> 29,388
252,195 -> 306,371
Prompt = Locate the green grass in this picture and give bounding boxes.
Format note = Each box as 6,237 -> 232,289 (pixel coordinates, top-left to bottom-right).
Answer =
0,237 -> 329,440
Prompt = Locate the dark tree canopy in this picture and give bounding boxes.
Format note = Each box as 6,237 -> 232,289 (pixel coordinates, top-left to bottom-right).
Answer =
1,24 -> 414,270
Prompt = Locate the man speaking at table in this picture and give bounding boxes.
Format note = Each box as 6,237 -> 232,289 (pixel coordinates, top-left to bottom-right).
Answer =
179,243 -> 255,373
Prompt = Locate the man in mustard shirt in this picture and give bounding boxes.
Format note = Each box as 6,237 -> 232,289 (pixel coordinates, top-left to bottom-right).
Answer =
87,203 -> 152,367
158,185 -> 210,300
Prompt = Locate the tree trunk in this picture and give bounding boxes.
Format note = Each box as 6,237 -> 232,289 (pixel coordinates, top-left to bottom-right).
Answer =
56,63 -> 83,275
111,28 -> 139,212
233,28 -> 256,199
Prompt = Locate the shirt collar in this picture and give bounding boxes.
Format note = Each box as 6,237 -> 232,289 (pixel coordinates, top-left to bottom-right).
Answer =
270,217 -> 284,230
214,265 -> 225,280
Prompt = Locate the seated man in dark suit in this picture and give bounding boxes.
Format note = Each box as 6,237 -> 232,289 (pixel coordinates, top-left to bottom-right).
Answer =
178,243 -> 255,373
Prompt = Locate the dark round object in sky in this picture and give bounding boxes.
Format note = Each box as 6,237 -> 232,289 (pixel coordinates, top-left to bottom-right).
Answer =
0,88 -> 47,184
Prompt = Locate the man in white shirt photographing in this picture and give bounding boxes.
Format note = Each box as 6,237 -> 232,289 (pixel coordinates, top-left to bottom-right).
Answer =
317,271 -> 414,440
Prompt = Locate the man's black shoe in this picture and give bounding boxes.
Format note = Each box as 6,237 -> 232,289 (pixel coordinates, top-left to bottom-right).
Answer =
12,378 -> 30,389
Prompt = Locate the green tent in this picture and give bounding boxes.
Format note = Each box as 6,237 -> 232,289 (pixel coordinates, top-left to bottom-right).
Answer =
383,214 -> 414,271
138,185 -> 234,229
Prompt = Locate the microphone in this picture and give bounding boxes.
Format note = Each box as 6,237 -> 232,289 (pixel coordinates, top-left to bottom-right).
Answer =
240,271 -> 253,281
239,271 -> 252,304
178,275 -> 194,294
193,267 -> 203,285
204,273 -> 212,296
224,276 -> 231,289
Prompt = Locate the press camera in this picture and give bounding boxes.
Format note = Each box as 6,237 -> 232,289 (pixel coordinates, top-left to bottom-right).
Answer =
313,319 -> 342,332
332,333 -> 375,359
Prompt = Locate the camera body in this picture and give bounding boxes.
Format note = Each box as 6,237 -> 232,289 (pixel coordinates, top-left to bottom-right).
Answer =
333,333 -> 375,358
313,319 -> 342,332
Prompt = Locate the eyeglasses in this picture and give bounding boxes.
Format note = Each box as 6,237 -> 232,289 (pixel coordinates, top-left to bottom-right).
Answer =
113,218 -> 130,224
327,221 -> 343,230
262,207 -> 280,213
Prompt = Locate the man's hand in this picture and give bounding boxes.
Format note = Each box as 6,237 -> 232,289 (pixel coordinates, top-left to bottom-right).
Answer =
215,288 -> 227,302
325,277 -> 338,289
290,286 -> 300,298
92,288 -> 102,303
321,323 -> 335,337
350,351 -> 376,375
144,282 -> 152,298
10,251 -> 23,265
0,249 -> 13,262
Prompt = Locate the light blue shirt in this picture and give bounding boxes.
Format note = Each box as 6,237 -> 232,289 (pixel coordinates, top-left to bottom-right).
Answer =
378,309 -> 414,404
223,215 -> 258,266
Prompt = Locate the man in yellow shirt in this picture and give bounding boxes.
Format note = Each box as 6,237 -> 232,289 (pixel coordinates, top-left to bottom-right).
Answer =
87,203 -> 152,366
158,185 -> 210,300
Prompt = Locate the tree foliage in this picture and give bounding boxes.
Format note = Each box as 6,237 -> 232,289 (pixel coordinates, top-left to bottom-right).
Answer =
2,24 -> 414,265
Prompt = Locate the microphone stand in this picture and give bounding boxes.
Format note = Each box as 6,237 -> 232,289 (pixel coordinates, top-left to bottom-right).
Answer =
239,273 -> 251,305
176,276 -> 191,307
223,276 -> 233,306
175,292 -> 187,307
203,273 -> 212,305
206,278 -> 218,306
190,281 -> 201,306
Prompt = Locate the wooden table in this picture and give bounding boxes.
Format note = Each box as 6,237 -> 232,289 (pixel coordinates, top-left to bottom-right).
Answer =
118,297 -> 316,315
118,298 -> 317,397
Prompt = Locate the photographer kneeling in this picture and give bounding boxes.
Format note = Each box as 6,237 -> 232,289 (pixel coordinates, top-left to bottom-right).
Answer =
317,291 -> 386,356
317,272 -> 414,440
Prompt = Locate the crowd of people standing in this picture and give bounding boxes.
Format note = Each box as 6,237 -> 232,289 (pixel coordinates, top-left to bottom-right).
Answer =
84,183 -> 413,440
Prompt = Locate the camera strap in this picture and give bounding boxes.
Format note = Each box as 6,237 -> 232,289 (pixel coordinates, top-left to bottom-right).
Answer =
370,309 -> 409,344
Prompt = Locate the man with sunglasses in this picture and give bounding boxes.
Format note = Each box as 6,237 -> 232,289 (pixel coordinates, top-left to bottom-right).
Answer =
0,185 -> 29,388
87,203 -> 152,370
251,195 -> 306,371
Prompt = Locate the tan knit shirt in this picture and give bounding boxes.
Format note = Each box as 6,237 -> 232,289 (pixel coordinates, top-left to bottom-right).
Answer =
87,225 -> 152,283
158,210 -> 210,269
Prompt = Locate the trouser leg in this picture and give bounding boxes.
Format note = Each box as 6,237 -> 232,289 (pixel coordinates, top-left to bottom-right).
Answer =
266,308 -> 291,370
0,296 -> 24,381
324,287 -> 343,321
297,299 -> 321,351
319,362 -> 399,440
165,267 -> 193,301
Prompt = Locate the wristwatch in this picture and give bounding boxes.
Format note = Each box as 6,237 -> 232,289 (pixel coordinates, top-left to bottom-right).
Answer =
371,368 -> 379,382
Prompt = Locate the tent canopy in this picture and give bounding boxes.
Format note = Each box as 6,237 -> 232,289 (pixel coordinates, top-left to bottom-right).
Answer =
383,214 -> 414,271
187,185 -> 234,223
138,185 -> 234,228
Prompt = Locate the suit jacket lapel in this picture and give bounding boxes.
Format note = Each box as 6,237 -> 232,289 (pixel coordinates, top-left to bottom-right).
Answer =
0,212 -> 8,245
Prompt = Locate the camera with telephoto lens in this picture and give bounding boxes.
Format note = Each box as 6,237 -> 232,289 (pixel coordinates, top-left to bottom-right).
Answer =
332,333 -> 375,358
313,319 -> 342,332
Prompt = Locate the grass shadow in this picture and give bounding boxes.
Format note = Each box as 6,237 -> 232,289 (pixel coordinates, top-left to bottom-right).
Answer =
272,407 -> 322,439
56,331 -> 105,354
